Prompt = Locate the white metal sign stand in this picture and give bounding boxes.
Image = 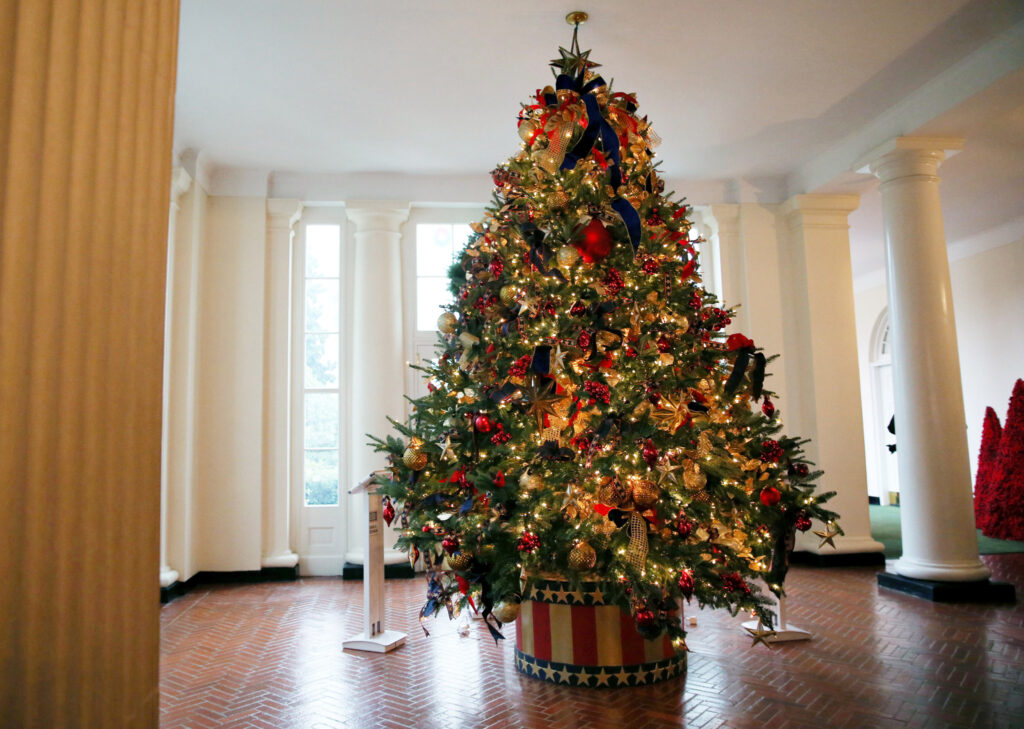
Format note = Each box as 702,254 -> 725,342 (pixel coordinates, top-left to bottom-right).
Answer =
342,475 -> 407,653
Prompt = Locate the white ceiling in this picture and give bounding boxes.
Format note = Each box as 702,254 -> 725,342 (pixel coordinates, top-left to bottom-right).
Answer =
174,0 -> 1024,278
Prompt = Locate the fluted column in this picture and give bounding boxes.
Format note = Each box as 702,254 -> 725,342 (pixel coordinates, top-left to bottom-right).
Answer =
0,2 -> 180,728
865,137 -> 989,582
345,202 -> 410,564
263,199 -> 303,569
780,194 -> 885,559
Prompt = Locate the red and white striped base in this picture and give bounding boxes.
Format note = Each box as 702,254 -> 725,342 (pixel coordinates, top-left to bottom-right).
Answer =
513,578 -> 685,687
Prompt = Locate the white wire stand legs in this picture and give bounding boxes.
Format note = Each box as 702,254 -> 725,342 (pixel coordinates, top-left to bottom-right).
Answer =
343,475 -> 407,653
741,592 -> 812,643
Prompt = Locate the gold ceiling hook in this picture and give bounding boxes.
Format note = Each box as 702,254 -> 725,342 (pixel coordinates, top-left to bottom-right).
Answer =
566,11 -> 588,54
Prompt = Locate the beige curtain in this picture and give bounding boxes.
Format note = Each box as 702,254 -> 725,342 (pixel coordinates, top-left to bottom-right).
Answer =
0,2 -> 180,727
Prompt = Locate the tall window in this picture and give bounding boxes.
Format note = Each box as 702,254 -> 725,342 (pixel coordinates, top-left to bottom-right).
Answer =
302,224 -> 342,506
415,223 -> 473,331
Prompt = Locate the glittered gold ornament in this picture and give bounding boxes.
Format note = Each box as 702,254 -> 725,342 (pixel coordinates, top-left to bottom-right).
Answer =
568,541 -> 597,571
518,119 -> 540,144
520,470 -> 543,490
631,479 -> 661,510
683,460 -> 707,491
556,245 -> 580,267
548,189 -> 570,211
403,447 -> 428,471
499,285 -> 519,307
437,312 -> 457,334
446,551 -> 472,571
493,601 -> 521,623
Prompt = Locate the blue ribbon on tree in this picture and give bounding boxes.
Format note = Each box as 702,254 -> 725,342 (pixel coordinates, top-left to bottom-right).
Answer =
555,71 -> 642,253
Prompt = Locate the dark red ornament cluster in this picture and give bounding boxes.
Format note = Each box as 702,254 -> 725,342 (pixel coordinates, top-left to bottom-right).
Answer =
760,439 -> 784,463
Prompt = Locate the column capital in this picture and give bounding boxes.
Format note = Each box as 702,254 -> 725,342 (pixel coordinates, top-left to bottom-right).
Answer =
266,198 -> 303,231
857,136 -> 964,184
169,166 -> 192,211
345,201 -> 411,233
780,194 -> 860,230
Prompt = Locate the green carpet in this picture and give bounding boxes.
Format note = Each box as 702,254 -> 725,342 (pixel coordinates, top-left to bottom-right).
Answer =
870,504 -> 1024,559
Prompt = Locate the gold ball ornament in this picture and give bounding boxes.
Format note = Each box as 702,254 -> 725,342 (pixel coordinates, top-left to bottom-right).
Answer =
403,447 -> 428,471
446,551 -> 472,571
631,479 -> 661,510
556,245 -> 580,267
548,189 -> 571,211
499,285 -> 519,307
493,601 -> 521,624
437,312 -> 458,334
568,541 -> 597,571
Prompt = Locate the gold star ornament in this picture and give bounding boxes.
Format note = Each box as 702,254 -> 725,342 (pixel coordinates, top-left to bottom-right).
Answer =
744,622 -> 776,648
814,526 -> 840,549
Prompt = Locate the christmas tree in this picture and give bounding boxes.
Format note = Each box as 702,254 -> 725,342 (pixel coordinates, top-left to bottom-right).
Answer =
984,379 -> 1024,541
371,22 -> 840,647
973,406 -> 1002,532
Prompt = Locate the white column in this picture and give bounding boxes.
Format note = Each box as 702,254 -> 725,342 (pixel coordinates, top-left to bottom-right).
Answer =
709,204 -> 748,332
159,166 -> 193,588
262,200 -> 303,569
345,202 -> 410,564
780,195 -> 885,558
864,137 -> 988,582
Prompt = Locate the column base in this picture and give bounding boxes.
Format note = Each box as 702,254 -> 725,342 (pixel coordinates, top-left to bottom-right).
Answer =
261,551 -> 299,569
341,561 -> 416,580
791,550 -> 886,567
160,565 -> 301,604
877,571 -> 1016,603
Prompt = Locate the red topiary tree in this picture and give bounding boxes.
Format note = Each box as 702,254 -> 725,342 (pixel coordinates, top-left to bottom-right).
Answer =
985,379 -> 1024,541
974,406 -> 1002,533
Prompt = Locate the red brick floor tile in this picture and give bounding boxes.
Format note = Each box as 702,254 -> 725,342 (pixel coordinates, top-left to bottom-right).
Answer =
161,555 -> 1024,729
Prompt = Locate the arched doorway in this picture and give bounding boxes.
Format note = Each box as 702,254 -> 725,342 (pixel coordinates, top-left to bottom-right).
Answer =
870,308 -> 900,505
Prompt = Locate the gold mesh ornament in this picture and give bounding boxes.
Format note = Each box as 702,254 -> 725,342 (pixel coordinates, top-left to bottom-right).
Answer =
446,552 -> 471,571
403,447 -> 428,471
626,512 -> 649,571
631,479 -> 660,510
568,541 -> 597,571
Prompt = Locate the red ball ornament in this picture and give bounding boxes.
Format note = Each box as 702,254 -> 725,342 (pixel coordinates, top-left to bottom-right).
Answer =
762,398 -> 776,418
657,336 -> 671,353
473,414 -> 493,433
421,525 -> 432,533
794,512 -> 813,532
442,535 -> 460,554
574,218 -> 613,263
677,570 -> 694,599
759,486 -> 782,507
641,258 -> 660,274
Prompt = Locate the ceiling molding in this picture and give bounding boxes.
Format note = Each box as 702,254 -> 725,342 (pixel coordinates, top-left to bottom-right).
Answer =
787,18 -> 1024,197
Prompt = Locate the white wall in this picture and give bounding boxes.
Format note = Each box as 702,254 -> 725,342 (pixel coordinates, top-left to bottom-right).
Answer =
193,196 -> 268,572
855,235 -> 1024,498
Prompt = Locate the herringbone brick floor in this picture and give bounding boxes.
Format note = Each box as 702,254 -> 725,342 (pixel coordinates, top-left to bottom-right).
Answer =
160,555 -> 1024,729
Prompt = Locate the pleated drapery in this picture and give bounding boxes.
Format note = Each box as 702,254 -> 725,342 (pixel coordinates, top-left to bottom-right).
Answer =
0,2 -> 180,727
